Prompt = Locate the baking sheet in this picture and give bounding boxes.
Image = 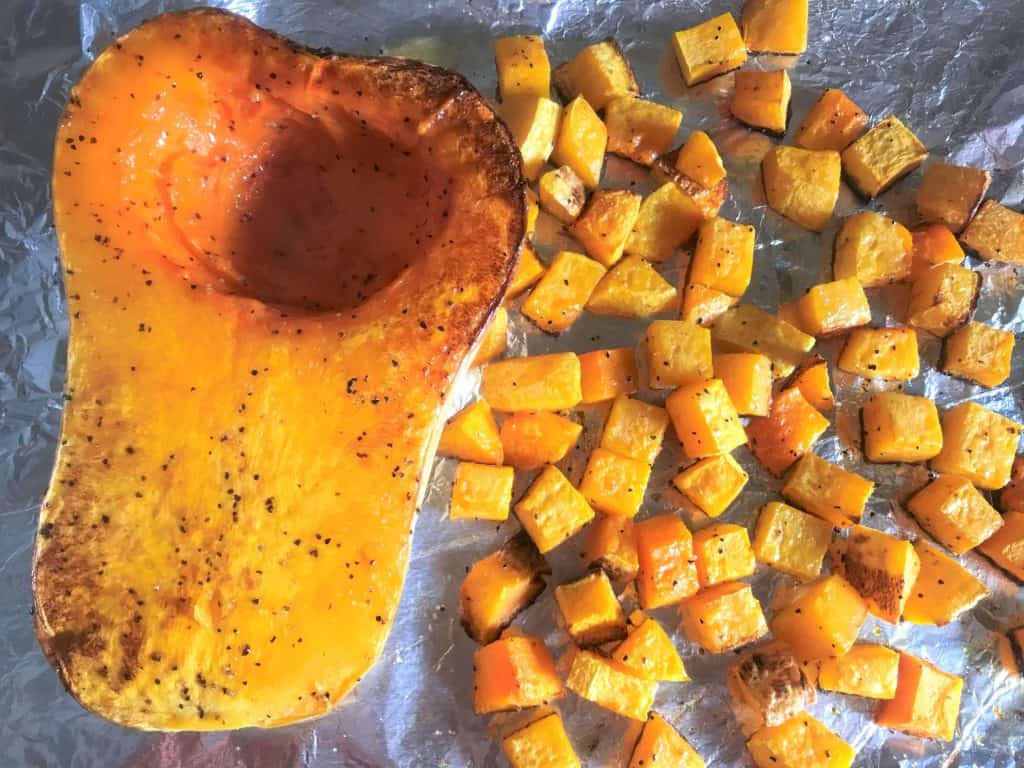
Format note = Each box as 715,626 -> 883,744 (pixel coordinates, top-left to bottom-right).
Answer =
2,0 -> 1024,765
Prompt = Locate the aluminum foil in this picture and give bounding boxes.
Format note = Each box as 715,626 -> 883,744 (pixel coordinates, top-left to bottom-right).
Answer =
2,0 -> 1024,765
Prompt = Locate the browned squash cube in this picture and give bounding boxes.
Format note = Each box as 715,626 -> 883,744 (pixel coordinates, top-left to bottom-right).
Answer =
506,243 -> 546,299
600,396 -> 669,466
551,96 -> 607,189
746,713 -> 855,768
712,304 -> 816,378
833,211 -> 913,287
693,523 -> 756,586
439,399 -> 504,464
818,643 -> 899,699
587,256 -> 678,317
578,347 -> 639,404
771,574 -> 868,659
977,510 -> 1024,582
874,653 -> 963,741
680,581 -> 768,653
785,355 -> 834,411
740,0 -> 808,54
731,70 -> 792,134
605,96 -> 683,166
942,321 -> 1014,387
911,223 -> 964,278
626,182 -> 706,262
675,130 -> 726,189
666,378 -> 748,459
960,199 -> 1024,264
681,283 -> 739,326
568,189 -> 642,267
565,649 -> 657,721
906,474 -> 1003,554
689,217 -> 757,297
646,319 -> 713,389
515,465 -> 595,553
628,712 -> 704,768
500,96 -> 561,180
782,452 -> 873,528
903,539 -> 989,626
907,262 -> 980,338
650,158 -> 730,219
634,514 -> 699,609
450,462 -> 514,521
762,146 -> 842,232
671,13 -> 747,86
838,326 -> 920,381
753,502 -> 832,580
795,88 -> 868,152
727,647 -> 816,734
861,392 -> 942,463
494,35 -> 551,101
554,570 -> 627,645
522,250 -> 605,333
585,514 -> 639,581
538,165 -> 586,224
796,277 -> 871,337
502,712 -> 580,768
474,307 -> 508,366
500,412 -> 582,470
747,387 -> 830,476
672,454 -> 749,517
714,353 -> 772,416
832,525 -> 921,622
578,447 -> 651,519
932,402 -> 1022,489
916,162 -> 990,233
553,39 -> 639,110
613,611 -> 689,682
841,116 -> 928,198
473,635 -> 564,714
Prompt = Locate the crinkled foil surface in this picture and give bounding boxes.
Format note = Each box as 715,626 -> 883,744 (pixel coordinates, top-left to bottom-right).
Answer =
2,0 -> 1024,765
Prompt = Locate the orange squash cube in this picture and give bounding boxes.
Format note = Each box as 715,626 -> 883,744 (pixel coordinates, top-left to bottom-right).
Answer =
628,713 -> 705,768
538,165 -> 586,224
861,392 -> 942,463
740,0 -> 808,54
916,162 -> 990,234
781,452 -> 873,528
634,514 -> 699,609
500,96 -> 561,180
746,713 -> 855,768
554,570 -> 627,646
762,146 -> 841,232
903,539 -> 989,626
693,523 -> 756,586
833,211 -> 913,288
960,199 -> 1024,265
731,70 -> 792,134
680,581 -> 768,653
911,223 -> 964,278
752,502 -> 833,580
675,130 -> 726,189
483,353 -> 582,412
553,39 -> 639,111
494,35 -> 550,101
672,454 -> 749,518
794,88 -> 868,152
907,262 -> 980,337
650,158 -> 729,220
680,283 -> 738,326
818,643 -> 900,699
771,575 -> 868,660
832,525 -> 921,622
568,189 -> 642,267
605,96 -> 683,166
565,649 -> 657,721
646,319 -> 712,389
727,648 -> 816,734
613,611 -> 689,682
932,402 -> 1022,489
473,635 -> 564,714
838,326 -> 919,381
450,462 -> 514,521
500,411 -> 582,471
906,474 -> 1004,555
578,347 -> 639,404
747,387 -> 830,477
439,400 -> 504,465
515,465 -> 595,553
841,115 -> 928,198
689,217 -> 757,297
585,514 -> 638,581
551,96 -> 607,188
874,653 -> 963,741
977,510 -> 1024,582
667,378 -> 748,459
796,277 -> 871,337
714,352 -> 772,416
522,250 -> 605,333
586,256 -> 678,317
502,712 -> 580,768
507,243 -> 546,300
672,13 -> 747,86
578,447 -> 652,519
941,321 -> 1015,387
626,182 -> 706,262
600,396 -> 669,466
1002,456 -> 1024,514
474,307 -> 508,366
785,355 -> 834,411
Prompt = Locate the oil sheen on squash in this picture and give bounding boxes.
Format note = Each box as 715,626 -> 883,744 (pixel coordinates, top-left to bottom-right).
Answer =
35,9 -> 524,730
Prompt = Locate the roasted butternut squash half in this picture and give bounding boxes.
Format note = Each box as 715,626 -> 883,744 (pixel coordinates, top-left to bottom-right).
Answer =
37,9 -> 525,730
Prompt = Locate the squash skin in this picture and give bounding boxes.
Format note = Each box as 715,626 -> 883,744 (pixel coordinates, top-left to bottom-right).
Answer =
36,8 -> 524,731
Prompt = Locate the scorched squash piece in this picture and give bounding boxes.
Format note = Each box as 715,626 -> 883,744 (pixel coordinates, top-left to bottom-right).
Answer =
37,9 -> 525,730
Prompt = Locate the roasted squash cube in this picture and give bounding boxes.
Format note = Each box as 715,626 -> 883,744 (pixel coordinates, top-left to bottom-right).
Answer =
731,70 -> 791,134
554,570 -> 627,645
647,319 -> 713,389
500,96 -> 561,180
613,612 -> 689,682
762,146 -> 841,232
906,474 -> 1004,555
727,648 -> 816,734
794,88 -> 868,152
474,307 -> 508,366
461,532 -> 550,644
771,575 -> 868,660
578,347 -> 638,404
977,510 -> 1024,582
667,378 -> 748,459
565,649 -> 657,720
673,454 -> 749,518
515,465 -> 595,553
903,539 -> 989,626
495,35 -> 551,101
747,387 -> 830,477
785,355 -> 834,411
538,166 -> 586,224
713,305 -> 816,378
675,130 -> 726,189
693,523 -> 756,586
634,514 -> 699,609
690,217 -> 756,297
818,643 -> 899,699
740,0 -> 808,53
746,713 -> 855,768
585,514 -> 638,580
960,199 -> 1024,264
626,182 -> 705,262
911,223 -> 964,277
1002,456 -> 1024,515
753,502 -> 832,580
861,392 -> 942,463
605,96 -> 683,166
907,262 -> 980,338
942,321 -> 1015,387
439,400 -> 504,465
841,116 -> 927,198
916,162 -> 990,233
932,401 -> 1022,489
500,412 -> 582,470
568,189 -> 642,267
796,277 -> 871,337
671,13 -> 747,86
874,653 -> 963,741
551,96 -> 607,189
473,635 -> 564,714
782,453 -> 871,528
681,283 -> 739,326
838,326 -> 919,381
714,352 -> 772,416
483,353 -> 582,412
553,39 -> 639,110
680,581 -> 768,653
502,712 -> 580,768
652,155 -> 730,219
579,447 -> 651,519
833,211 -> 913,287
586,256 -> 678,317
600,396 -> 670,466
450,462 -> 514,521
523,250 -> 605,333
628,713 -> 704,768
833,525 -> 921,623
507,243 -> 547,300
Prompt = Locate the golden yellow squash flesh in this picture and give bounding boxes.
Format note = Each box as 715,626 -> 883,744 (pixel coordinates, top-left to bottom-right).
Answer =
34,9 -> 524,730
